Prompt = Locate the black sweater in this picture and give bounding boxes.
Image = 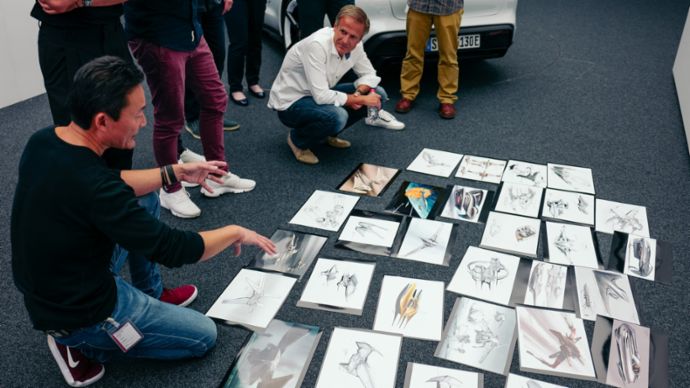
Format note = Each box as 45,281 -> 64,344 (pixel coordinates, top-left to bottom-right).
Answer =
11,127 -> 204,331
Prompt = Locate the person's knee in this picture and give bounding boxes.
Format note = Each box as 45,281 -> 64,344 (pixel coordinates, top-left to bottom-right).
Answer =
189,316 -> 217,357
329,107 -> 349,133
199,84 -> 228,114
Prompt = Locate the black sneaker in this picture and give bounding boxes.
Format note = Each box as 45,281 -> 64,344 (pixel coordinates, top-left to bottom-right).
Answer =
224,118 -> 240,131
47,335 -> 105,387
185,120 -> 201,139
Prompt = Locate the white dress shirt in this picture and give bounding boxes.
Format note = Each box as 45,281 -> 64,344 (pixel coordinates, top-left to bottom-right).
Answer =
268,27 -> 381,111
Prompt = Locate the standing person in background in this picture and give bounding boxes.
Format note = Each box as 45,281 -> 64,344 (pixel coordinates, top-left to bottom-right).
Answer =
224,0 -> 268,107
297,0 -> 354,40
395,0 -> 464,119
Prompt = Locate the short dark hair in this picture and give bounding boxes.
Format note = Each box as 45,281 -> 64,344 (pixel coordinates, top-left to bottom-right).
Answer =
69,56 -> 144,129
335,5 -> 370,35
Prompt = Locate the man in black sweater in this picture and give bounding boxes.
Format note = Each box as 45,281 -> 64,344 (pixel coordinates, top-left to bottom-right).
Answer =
11,56 -> 276,387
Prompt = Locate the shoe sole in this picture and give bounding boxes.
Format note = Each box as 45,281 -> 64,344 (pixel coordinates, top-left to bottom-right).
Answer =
184,125 -> 201,139
224,124 -> 240,131
181,182 -> 200,188
47,336 -> 105,387
176,287 -> 198,307
200,185 -> 256,197
160,202 -> 201,218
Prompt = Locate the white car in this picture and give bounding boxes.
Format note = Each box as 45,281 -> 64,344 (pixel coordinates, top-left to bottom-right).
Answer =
264,0 -> 517,67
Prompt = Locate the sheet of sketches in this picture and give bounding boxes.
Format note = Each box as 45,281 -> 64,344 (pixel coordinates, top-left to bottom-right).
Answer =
252,229 -> 327,278
407,148 -> 463,177
315,328 -> 402,388
298,258 -> 375,313
373,276 -> 444,341
504,373 -> 568,388
206,269 -> 296,330
595,199 -> 650,237
624,235 -> 657,281
456,155 -> 507,184
222,319 -> 321,388
547,163 -> 595,194
605,320 -> 650,388
575,267 -> 639,324
339,215 -> 401,248
480,212 -> 541,257
440,185 -> 488,223
523,261 -> 568,309
545,222 -> 599,268
501,160 -> 548,188
395,218 -> 453,265
447,246 -> 521,306
435,297 -> 517,375
541,189 -> 594,225
494,182 -> 543,218
516,306 -> 596,380
404,362 -> 483,388
289,190 -> 359,231
339,163 -> 399,197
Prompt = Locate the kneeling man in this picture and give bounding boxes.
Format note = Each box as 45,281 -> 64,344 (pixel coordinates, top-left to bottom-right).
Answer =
268,5 -> 404,165
11,56 -> 276,387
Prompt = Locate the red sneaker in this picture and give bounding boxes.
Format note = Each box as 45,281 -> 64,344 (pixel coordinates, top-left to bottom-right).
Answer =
160,284 -> 198,307
47,335 -> 104,387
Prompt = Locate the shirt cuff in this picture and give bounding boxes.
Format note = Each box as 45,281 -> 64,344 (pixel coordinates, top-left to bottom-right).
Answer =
334,91 -> 348,107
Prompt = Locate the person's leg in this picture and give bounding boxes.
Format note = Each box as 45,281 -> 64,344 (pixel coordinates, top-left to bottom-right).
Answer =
297,0 -> 326,39
129,39 -> 188,192
399,10 -> 433,101
55,277 -> 217,363
434,10 -> 462,104
245,0 -> 267,88
277,98 -> 348,150
186,38 -> 229,167
225,0 -> 249,93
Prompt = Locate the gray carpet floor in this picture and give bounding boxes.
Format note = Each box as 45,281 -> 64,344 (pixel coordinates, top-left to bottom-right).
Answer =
1,0 -> 689,386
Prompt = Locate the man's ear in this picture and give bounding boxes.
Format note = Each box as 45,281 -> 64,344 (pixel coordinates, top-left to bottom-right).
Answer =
92,112 -> 109,131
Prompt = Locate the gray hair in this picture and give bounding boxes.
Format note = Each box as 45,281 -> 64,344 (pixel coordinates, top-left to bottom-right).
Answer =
335,5 -> 370,35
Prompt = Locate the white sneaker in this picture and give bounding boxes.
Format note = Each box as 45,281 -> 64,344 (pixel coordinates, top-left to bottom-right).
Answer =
200,172 -> 256,197
178,149 -> 206,187
159,188 -> 201,218
365,109 -> 405,130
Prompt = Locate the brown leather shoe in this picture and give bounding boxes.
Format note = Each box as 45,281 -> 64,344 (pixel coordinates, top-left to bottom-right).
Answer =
326,136 -> 351,149
287,134 -> 319,164
439,103 -> 456,119
395,98 -> 413,113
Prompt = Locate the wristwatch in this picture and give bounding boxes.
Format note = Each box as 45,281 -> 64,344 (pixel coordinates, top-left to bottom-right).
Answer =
353,91 -> 362,97
83,0 -> 93,7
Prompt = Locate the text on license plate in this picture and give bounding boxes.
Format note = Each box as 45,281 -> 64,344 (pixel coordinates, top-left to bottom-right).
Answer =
425,34 -> 481,52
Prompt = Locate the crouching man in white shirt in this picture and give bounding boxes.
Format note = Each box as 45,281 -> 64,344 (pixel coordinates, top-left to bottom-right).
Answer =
267,5 -> 404,165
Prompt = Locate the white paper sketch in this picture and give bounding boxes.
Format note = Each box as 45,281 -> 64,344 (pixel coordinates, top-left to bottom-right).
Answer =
206,269 -> 296,330
395,218 -> 453,265
407,148 -> 464,177
289,190 -> 359,232
545,222 -> 599,269
404,362 -> 483,388
480,212 -> 541,258
595,199 -> 650,237
435,298 -> 517,375
298,258 -> 375,314
504,373 -> 568,388
624,235 -> 657,281
502,160 -> 548,188
373,276 -> 444,341
339,163 -> 398,197
541,189 -> 594,225
339,215 -> 401,248
575,267 -> 639,324
316,328 -> 402,388
447,246 -> 521,306
516,306 -> 596,380
605,320 -> 650,388
524,261 -> 568,309
494,182 -> 543,218
252,229 -> 327,278
440,185 -> 488,223
547,163 -> 595,194
456,155 -> 507,184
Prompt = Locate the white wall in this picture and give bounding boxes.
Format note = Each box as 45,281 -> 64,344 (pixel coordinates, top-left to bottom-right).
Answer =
674,7 -> 690,155
0,1 -> 45,109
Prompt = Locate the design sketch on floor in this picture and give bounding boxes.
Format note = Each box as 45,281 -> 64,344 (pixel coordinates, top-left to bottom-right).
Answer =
526,318 -> 586,370
524,261 -> 567,309
253,229 -> 327,277
387,182 -> 443,219
447,247 -> 521,306
542,189 -> 594,225
495,182 -> 542,218
575,267 -> 639,323
426,375 -> 462,388
222,276 -> 275,311
392,283 -> 420,328
404,363 -> 483,388
614,323 -> 641,384
456,155 -> 507,184
504,373 -> 568,388
340,341 -> 381,388
318,264 -> 358,300
467,257 -> 509,290
595,199 -> 650,237
547,163 -> 595,194
290,190 -> 359,232
407,148 -> 463,177
502,160 -> 547,187
396,218 -> 453,265
625,236 -> 656,280
601,319 -> 651,388
545,222 -> 599,268
339,164 -> 399,197
339,215 -> 400,248
440,185 -> 488,222
299,259 -> 376,314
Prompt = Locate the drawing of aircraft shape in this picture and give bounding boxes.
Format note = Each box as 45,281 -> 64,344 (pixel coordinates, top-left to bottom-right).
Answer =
402,225 -> 442,257
340,342 -> 380,388
426,375 -> 463,388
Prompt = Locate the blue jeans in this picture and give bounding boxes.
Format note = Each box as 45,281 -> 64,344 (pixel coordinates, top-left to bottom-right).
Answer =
54,193 -> 217,362
277,83 -> 388,150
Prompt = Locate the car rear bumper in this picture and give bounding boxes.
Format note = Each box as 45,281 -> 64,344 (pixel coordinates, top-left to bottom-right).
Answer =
364,24 -> 514,65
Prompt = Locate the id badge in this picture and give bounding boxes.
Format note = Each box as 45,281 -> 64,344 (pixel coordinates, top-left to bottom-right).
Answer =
107,320 -> 143,353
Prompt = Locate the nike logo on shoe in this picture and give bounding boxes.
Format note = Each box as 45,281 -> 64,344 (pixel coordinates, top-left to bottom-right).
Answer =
67,347 -> 80,368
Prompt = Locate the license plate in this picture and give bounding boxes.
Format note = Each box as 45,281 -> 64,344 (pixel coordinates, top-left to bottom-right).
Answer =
425,34 -> 481,52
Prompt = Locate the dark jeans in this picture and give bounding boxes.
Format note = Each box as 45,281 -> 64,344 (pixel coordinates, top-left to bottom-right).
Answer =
297,0 -> 354,40
184,3 -> 227,122
277,83 -> 388,150
224,0 -> 267,92
37,21 -> 133,170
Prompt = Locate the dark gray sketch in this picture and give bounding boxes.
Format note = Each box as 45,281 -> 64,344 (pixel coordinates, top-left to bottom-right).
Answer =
321,265 -> 339,283
628,237 -> 653,277
400,224 -> 442,257
467,258 -> 509,289
515,225 -> 536,241
355,221 -> 388,240
337,273 -> 358,299
554,226 -> 574,260
615,323 -> 641,384
508,163 -> 542,183
577,195 -> 590,214
550,165 -> 590,189
606,208 -> 644,234
393,283 -> 421,328
593,272 -> 629,313
340,342 -> 381,388
547,199 -> 568,218
426,375 -> 463,388
442,304 -> 505,364
526,316 -> 586,370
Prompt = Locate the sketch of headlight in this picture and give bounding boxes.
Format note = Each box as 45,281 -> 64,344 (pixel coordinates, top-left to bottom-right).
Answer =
615,323 -> 641,384
629,237 -> 653,277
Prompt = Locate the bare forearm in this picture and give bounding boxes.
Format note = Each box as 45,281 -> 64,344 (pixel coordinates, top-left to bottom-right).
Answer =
120,168 -> 165,196
198,226 -> 244,261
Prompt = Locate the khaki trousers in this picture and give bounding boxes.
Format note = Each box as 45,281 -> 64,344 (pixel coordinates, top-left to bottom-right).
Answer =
400,9 -> 463,104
